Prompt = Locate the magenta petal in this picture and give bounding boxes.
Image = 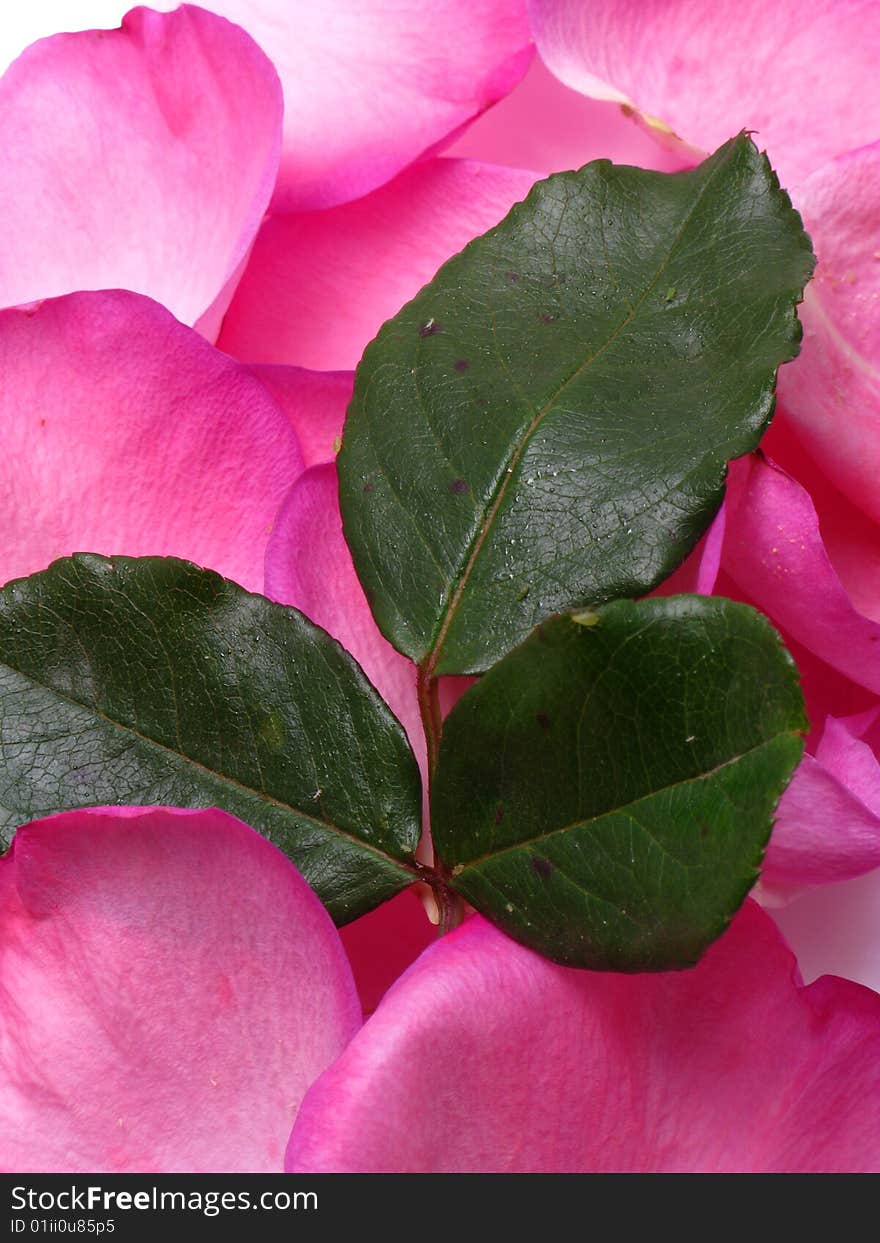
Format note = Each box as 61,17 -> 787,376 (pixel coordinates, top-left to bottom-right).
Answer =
340,890 -> 436,1017
719,455 -> 880,889
777,143 -> 880,525
766,713 -> 880,897
688,506 -> 726,595
0,807 -> 360,1173
6,3 -> 531,211
264,463 -> 423,766
530,1 -> 880,189
787,636 -> 880,733
200,0 -> 533,210
263,461 -> 474,797
0,6 -> 282,329
0,290 -> 303,593
710,571 -> 879,739
774,868 -> 880,996
448,55 -> 686,174
264,462 -> 464,1001
287,903 -> 880,1172
722,454 -> 880,695
6,1 -> 530,211
652,504 -> 725,598
761,414 -> 880,625
247,366 -> 353,469
219,158 -> 540,370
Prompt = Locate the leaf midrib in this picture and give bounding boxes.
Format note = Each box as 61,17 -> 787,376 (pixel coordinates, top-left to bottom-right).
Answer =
423,142 -> 738,674
0,659 -> 418,878
451,732 -> 793,875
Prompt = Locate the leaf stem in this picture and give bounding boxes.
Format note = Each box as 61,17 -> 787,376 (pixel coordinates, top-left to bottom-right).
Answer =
417,665 -> 442,780
436,882 -> 465,937
416,665 -> 464,934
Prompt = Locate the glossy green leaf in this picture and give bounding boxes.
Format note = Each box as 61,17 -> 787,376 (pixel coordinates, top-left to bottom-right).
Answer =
339,134 -> 814,675
432,596 -> 806,970
0,555 -> 422,922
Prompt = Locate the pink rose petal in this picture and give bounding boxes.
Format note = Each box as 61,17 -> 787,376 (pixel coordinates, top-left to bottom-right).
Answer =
760,414 -> 880,625
722,453 -> 880,695
448,54 -> 686,174
77,0 -> 532,209
714,458 -> 880,891
0,5 -> 282,329
651,504 -> 725,597
773,868 -> 880,996
530,0 -> 880,189
340,889 -> 436,1017
0,290 -> 303,593
247,366 -> 353,469
219,158 -> 539,371
287,903 -> 880,1172
775,631 -> 879,735
777,144 -> 880,526
0,806 -> 360,1172
264,460 -> 474,820
766,713 -> 880,897
194,0 -> 533,210
789,639 -> 880,734
264,463 -> 423,764
710,577 -> 877,739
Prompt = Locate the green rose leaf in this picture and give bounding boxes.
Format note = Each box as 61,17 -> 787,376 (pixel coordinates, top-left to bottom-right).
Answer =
339,134 -> 814,675
0,555 -> 422,923
432,596 -> 806,970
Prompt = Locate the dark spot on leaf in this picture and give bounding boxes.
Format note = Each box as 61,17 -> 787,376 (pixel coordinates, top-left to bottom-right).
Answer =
362,482 -> 375,494
494,802 -> 505,826
531,855 -> 553,880
697,818 -> 710,840
454,358 -> 470,373
449,478 -> 468,495
539,313 -> 557,325
506,271 -> 521,283
419,318 -> 441,338
535,711 -> 552,732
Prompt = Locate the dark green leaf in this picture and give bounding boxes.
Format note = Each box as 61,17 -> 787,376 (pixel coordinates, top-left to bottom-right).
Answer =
339,134 -> 814,675
0,555 -> 422,922
432,596 -> 806,970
